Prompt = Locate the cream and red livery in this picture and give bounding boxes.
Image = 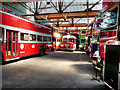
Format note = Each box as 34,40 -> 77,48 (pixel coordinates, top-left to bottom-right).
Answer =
51,26 -> 62,51
1,8 -> 52,62
60,35 -> 76,51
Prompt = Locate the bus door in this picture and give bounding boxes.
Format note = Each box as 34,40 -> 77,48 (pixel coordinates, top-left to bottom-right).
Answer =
6,30 -> 19,60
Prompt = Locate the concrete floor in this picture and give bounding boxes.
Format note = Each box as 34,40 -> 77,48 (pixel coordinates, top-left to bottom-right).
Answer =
2,51 -> 110,89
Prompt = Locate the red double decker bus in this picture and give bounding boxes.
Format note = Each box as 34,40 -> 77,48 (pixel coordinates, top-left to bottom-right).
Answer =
0,8 -> 52,62
99,1 -> 119,60
92,1 -> 120,84
51,26 -> 62,51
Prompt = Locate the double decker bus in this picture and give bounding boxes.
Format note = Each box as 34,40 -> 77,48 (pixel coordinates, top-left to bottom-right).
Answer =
92,1 -> 120,85
1,8 -> 52,62
51,26 -> 62,51
59,35 -> 76,51
79,29 -> 87,50
70,32 -> 80,50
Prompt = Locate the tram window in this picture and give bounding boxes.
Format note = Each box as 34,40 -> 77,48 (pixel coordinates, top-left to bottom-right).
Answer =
54,29 -> 55,32
48,37 -> 51,42
43,36 -> 47,42
30,34 -> 36,41
20,33 -> 29,41
37,35 -> 42,41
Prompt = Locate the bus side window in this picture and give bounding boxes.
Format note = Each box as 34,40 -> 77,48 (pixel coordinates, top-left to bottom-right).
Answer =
37,35 -> 42,42
48,37 -> 51,42
43,36 -> 47,42
20,33 -> 29,41
30,34 -> 36,41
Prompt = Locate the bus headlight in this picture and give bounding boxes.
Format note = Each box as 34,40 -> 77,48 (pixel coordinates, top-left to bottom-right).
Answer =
61,44 -> 64,47
79,45 -> 82,47
48,44 -> 52,47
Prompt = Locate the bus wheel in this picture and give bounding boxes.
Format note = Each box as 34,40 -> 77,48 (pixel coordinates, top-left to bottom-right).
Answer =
39,46 -> 45,56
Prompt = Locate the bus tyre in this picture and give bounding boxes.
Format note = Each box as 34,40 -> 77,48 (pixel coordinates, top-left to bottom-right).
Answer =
39,46 -> 45,56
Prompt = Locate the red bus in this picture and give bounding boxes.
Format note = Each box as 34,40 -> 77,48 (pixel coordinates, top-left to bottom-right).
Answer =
92,1 -> 120,81
1,8 -> 52,62
99,2 -> 119,60
51,26 -> 62,51
59,35 -> 76,51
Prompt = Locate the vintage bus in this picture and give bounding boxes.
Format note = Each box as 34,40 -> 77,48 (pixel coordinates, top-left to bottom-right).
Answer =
79,29 -> 87,50
59,35 -> 76,51
92,1 -> 120,83
0,8 -> 52,62
51,26 -> 62,51
70,32 -> 80,50
96,2 -> 120,61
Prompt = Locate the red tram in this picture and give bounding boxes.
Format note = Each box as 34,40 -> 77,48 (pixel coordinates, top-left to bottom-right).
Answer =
0,9 -> 52,62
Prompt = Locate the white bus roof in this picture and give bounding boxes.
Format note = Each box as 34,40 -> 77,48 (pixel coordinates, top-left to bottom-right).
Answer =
63,35 -> 76,39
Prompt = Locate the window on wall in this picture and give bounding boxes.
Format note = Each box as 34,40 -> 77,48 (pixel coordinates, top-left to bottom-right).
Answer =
20,33 -> 29,41
37,35 -> 42,41
48,37 -> 51,42
43,36 -> 47,42
30,34 -> 36,41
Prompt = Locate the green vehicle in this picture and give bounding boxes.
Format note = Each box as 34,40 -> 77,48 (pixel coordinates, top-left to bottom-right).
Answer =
79,29 -> 87,50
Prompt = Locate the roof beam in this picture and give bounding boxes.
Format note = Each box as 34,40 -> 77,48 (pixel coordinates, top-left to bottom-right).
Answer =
53,23 -> 88,27
35,2 -> 38,14
35,20 -> 69,23
75,18 -> 82,24
62,0 -> 75,12
20,3 -> 35,13
89,0 -> 101,11
34,10 -> 99,19
84,0 -> 101,11
50,1 -> 59,12
58,1 -> 62,13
